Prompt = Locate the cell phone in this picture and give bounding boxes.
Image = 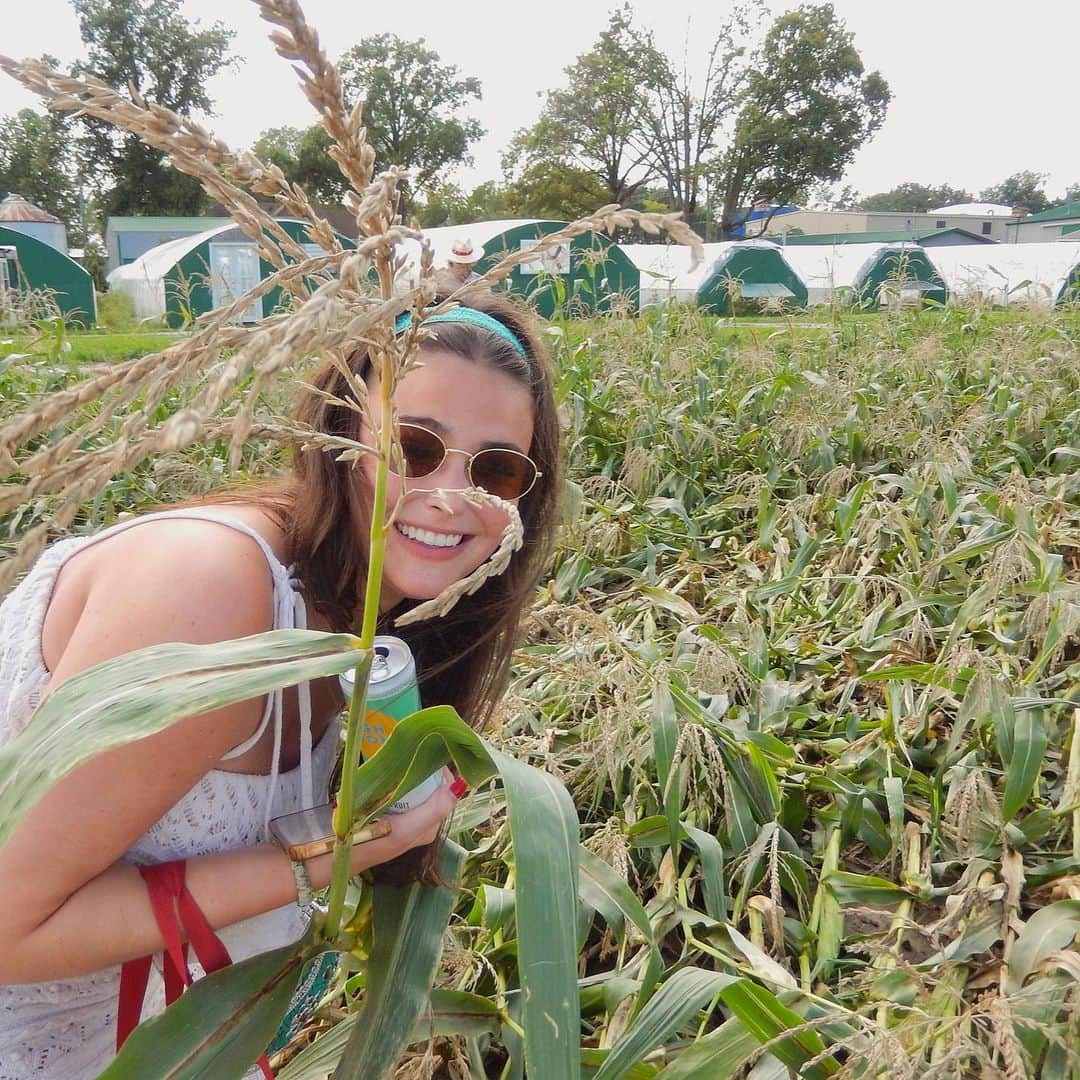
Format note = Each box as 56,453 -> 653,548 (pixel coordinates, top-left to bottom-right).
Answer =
269,804 -> 390,861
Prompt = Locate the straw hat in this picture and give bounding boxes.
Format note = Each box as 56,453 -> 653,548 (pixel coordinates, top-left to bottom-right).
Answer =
447,237 -> 482,264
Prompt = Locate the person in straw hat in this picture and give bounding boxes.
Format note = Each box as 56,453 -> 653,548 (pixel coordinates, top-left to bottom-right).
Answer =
442,237 -> 485,288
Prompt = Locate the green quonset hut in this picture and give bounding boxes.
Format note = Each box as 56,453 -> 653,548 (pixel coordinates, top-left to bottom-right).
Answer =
419,220 -> 639,317
106,219 -> 354,328
696,241 -> 807,313
777,243 -> 946,307
0,225 -> 97,325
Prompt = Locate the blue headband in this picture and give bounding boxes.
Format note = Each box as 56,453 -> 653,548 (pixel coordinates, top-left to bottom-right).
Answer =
394,307 -> 527,358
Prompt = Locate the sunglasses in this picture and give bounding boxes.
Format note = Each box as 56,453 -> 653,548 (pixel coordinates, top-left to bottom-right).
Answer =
393,423 -> 541,501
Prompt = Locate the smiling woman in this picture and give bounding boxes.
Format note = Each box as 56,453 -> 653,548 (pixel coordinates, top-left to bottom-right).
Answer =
0,292 -> 563,1076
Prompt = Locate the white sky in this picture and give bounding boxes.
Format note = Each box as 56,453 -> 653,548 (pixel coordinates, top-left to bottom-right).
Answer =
2,0 -> 1077,202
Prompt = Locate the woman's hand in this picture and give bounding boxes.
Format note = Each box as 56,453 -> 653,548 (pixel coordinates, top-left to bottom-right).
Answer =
304,779 -> 463,887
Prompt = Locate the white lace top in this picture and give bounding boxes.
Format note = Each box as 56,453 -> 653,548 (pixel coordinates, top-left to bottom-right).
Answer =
0,510 -> 338,1079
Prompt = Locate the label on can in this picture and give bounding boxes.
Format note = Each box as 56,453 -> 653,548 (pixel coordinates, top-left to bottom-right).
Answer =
340,636 -> 441,813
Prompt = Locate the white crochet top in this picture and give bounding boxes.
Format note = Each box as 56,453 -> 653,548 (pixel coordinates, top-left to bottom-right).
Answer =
0,510 -> 339,1079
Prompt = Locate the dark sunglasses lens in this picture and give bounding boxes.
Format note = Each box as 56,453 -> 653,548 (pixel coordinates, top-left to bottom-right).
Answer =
470,449 -> 536,500
398,426 -> 445,477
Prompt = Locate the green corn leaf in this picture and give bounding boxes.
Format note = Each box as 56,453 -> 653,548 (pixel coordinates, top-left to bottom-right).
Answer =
593,968 -> 736,1080
334,841 -> 465,1079
490,748 -> 581,1080
639,585 -> 701,621
1001,707 -> 1047,821
822,870 -> 913,907
280,989 -> 501,1079
626,816 -> 671,848
651,677 -> 682,854
652,1013 -> 761,1078
467,884 -> 516,933
351,705 -> 497,823
683,824 -> 727,921
0,629 -> 365,850
935,525 -> 1016,567
103,938 -> 323,1079
718,980 -> 840,1079
745,623 -> 770,681
581,1050 -> 658,1078
883,777 -> 905,855
1005,900 -> 1080,995
579,846 -> 663,1003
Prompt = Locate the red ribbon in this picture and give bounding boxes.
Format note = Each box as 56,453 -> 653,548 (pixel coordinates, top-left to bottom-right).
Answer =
117,860 -> 273,1078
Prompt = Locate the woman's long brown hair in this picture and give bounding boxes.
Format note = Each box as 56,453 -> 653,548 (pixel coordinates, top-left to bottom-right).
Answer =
203,292 -> 563,881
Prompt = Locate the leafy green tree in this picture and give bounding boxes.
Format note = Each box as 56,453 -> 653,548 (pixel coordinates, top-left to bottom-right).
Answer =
506,6 -> 659,205
0,109 -> 82,225
1063,183 -> 1080,204
500,161 -> 611,221
715,3 -> 890,238
979,171 -> 1051,214
858,182 -> 974,212
338,35 -> 483,217
252,125 -> 349,204
71,0 -> 234,216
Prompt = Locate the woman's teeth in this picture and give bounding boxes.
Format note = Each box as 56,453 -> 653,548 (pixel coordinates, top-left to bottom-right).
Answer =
396,523 -> 464,548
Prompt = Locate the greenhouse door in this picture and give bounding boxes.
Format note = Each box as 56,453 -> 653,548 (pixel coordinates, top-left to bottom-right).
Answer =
209,243 -> 262,322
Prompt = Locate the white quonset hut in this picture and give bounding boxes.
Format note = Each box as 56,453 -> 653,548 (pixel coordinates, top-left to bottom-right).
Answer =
620,241 -> 807,313
776,243 -> 946,307
619,242 -> 704,306
926,242 -> 1080,307
107,219 -> 353,327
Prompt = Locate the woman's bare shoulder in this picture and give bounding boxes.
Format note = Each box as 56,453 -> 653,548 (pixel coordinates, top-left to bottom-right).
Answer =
42,511 -> 286,675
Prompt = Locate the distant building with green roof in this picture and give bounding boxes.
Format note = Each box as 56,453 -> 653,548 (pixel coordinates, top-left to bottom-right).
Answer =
775,228 -> 995,247
1006,203 -> 1080,244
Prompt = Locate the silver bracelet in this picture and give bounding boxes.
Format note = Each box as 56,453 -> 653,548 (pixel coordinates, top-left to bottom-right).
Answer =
288,857 -> 314,910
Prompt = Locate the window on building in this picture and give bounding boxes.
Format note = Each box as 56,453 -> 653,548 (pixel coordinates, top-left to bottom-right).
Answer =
936,220 -> 947,229
982,222 -> 992,235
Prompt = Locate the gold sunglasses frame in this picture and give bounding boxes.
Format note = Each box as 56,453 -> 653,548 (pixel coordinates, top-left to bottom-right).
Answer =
392,423 -> 542,500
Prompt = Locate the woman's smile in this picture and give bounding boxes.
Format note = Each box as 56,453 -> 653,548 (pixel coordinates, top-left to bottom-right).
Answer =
394,521 -> 466,553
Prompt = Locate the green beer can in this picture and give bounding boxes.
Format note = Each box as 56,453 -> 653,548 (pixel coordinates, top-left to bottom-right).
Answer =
339,635 -> 441,813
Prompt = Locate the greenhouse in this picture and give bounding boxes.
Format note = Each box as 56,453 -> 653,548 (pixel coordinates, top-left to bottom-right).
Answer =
926,242 -> 1080,307
399,221 -> 640,317
620,241 -> 806,313
106,219 -> 354,327
776,243 -> 947,307
0,225 -> 96,325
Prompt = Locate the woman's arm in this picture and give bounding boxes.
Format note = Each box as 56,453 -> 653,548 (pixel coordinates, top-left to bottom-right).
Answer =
0,521 -> 454,983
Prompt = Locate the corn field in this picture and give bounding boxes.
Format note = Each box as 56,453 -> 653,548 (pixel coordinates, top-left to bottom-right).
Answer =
4,301 -> 1079,1078
486,303 -> 1080,1079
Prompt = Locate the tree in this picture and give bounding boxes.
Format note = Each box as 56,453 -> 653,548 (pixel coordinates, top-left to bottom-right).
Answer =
252,125 -> 350,204
500,161 -> 611,221
858,182 -> 974,212
979,171 -> 1051,214
71,0 -> 234,216
338,36 -> 483,216
640,3 -> 761,217
506,6 -> 659,205
1063,183 -> 1080,205
715,4 -> 890,238
804,181 -> 862,210
0,109 -> 82,225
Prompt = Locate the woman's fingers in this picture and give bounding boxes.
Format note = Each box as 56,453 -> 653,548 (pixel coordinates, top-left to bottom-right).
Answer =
347,781 -> 461,873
